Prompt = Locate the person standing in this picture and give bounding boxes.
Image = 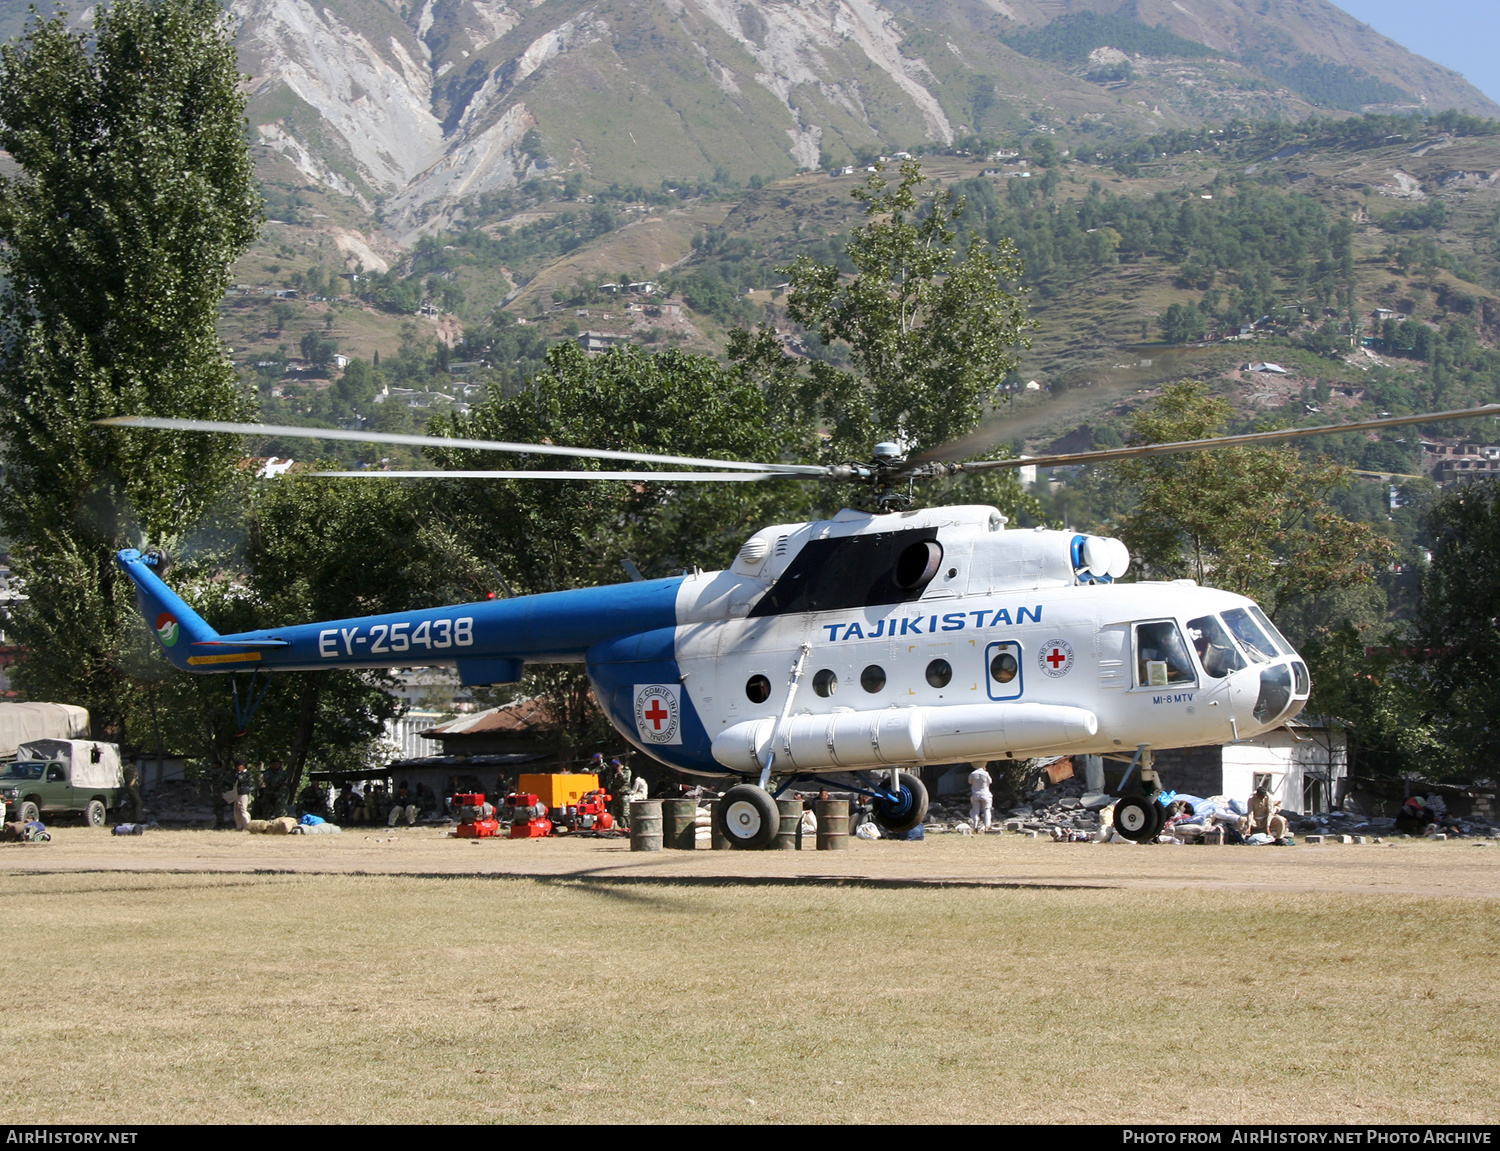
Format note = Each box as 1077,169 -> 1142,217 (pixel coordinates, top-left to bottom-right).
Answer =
968,762 -> 993,832
604,757 -> 632,828
121,760 -> 144,823
231,761 -> 254,831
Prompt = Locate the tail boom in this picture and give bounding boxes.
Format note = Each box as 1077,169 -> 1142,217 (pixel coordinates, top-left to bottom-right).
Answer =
114,548 -> 684,682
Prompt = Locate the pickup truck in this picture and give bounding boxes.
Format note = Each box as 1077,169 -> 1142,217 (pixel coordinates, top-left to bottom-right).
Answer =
0,739 -> 123,827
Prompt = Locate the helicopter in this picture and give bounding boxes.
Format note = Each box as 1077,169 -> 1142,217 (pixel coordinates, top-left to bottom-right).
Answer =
100,402 -> 1499,848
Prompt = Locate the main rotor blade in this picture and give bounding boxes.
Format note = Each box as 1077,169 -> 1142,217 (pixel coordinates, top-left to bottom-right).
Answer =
949,404 -> 1500,473
913,378 -> 1146,465
94,416 -> 826,475
306,469 -> 792,482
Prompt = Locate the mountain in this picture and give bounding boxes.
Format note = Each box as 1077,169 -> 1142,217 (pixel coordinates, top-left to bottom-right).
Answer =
5,0 -> 1496,231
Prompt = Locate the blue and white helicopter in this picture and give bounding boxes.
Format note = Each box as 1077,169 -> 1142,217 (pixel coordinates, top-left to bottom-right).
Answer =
101,404 -> 1495,847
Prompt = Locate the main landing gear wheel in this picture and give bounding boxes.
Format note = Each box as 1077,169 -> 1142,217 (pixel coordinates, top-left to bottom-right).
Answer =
715,784 -> 780,850
1114,795 -> 1163,843
871,771 -> 929,835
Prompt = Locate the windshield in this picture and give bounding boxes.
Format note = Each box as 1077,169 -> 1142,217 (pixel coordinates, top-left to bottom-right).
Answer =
1187,614 -> 1246,679
1221,608 -> 1277,664
0,761 -> 45,781
1248,604 -> 1295,657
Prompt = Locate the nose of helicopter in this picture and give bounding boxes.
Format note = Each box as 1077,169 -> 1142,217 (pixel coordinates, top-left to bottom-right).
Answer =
1250,654 -> 1311,727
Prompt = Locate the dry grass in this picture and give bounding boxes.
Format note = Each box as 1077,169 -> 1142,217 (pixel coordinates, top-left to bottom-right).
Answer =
2,867 -> 1496,1124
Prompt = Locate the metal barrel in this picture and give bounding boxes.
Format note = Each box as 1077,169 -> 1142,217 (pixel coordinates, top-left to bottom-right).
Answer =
629,800 -> 662,852
816,799 -> 850,851
710,801 -> 730,850
661,798 -> 697,850
775,798 -> 803,850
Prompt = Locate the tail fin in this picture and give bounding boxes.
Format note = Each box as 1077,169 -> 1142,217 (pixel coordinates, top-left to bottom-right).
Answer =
115,549 -> 220,670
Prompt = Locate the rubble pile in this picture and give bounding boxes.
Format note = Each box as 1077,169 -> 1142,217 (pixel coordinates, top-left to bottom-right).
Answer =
926,775 -> 1109,835
140,781 -> 217,826
1292,807 -> 1497,840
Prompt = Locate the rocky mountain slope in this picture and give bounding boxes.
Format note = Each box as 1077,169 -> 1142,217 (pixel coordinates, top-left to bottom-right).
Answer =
4,0 -> 1497,234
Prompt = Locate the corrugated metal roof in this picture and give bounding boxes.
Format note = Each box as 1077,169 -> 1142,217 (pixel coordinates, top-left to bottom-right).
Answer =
423,698 -> 557,739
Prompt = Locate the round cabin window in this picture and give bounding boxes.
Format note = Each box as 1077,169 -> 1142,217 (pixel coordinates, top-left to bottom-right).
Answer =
860,664 -> 887,693
745,674 -> 771,703
812,669 -> 839,698
990,651 -> 1019,684
925,658 -> 952,688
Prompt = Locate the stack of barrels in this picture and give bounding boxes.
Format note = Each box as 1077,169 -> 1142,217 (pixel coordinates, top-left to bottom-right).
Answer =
630,796 -> 853,851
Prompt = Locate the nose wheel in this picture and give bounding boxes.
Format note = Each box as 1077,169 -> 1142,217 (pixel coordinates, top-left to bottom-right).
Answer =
1113,794 -> 1164,843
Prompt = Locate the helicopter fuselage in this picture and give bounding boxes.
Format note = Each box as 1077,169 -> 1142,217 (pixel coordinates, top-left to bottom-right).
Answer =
116,504 -> 1309,780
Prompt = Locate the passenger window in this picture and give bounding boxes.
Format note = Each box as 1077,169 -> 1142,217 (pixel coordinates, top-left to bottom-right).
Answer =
812,669 -> 839,698
1135,621 -> 1196,687
985,641 -> 1023,701
745,675 -> 771,703
860,664 -> 886,693
1186,615 -> 1245,679
46,765 -> 65,782
925,659 -> 952,688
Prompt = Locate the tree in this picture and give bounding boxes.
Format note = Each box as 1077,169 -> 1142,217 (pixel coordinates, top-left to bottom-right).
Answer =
1413,482 -> 1500,772
738,159 -> 1034,458
1110,383 -> 1395,620
0,0 -> 261,738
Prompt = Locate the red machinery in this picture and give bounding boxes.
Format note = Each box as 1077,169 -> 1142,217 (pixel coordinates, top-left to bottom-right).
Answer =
502,792 -> 553,839
550,789 -> 614,835
453,792 -> 501,838
500,789 -> 613,837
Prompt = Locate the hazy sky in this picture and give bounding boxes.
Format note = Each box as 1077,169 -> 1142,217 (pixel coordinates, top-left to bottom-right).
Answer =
1331,1 -> 1500,107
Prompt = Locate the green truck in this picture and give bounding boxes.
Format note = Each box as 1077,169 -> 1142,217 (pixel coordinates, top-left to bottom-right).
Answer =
0,739 -> 123,826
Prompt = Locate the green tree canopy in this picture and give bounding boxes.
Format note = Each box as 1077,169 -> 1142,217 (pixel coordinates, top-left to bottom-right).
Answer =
1413,482 -> 1500,770
734,159 -> 1034,458
0,0 -> 261,737
1111,383 -> 1395,619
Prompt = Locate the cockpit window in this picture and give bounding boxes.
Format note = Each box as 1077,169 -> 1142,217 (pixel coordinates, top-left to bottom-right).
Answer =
1135,621 -> 1196,687
1248,605 -> 1295,657
1221,608 -> 1277,664
1186,614 -> 1245,679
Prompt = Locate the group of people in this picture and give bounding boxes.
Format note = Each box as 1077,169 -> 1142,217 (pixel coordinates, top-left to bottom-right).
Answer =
588,752 -> 647,826
1152,784 -> 1289,844
333,780 -> 436,827
963,761 -> 1301,846
205,750 -> 646,832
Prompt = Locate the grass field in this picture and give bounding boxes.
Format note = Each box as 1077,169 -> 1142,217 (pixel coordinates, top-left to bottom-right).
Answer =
3,840 -> 1497,1124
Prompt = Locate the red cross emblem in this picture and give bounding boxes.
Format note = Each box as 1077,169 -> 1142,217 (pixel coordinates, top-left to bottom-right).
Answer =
634,684 -> 682,744
1038,638 -> 1075,678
